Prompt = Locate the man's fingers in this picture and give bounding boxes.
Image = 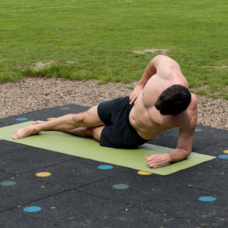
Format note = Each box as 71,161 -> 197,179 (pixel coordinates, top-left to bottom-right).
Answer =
147,160 -> 154,166
129,95 -> 136,104
129,96 -> 132,104
146,156 -> 159,168
147,161 -> 156,168
145,156 -> 155,162
129,97 -> 133,104
147,161 -> 159,169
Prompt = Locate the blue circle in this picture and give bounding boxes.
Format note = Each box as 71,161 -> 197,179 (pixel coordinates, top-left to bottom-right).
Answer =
218,155 -> 228,159
24,206 -> 42,212
98,165 -> 113,170
16,118 -> 27,121
198,196 -> 216,202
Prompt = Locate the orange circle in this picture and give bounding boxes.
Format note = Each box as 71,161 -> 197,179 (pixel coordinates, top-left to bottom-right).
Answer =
47,118 -> 56,121
224,150 -> 228,154
137,171 -> 152,175
36,172 -> 51,177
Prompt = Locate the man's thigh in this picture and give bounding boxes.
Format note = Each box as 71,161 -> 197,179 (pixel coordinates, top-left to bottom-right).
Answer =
83,105 -> 105,127
91,125 -> 105,141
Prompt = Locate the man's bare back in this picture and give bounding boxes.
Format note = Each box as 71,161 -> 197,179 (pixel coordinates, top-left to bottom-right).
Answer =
12,55 -> 197,169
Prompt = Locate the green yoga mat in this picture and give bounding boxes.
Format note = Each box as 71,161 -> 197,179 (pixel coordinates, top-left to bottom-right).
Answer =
0,122 -> 216,175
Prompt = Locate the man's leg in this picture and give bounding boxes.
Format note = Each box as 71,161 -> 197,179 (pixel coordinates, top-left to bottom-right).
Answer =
12,105 -> 104,140
32,121 -> 105,141
64,126 -> 105,141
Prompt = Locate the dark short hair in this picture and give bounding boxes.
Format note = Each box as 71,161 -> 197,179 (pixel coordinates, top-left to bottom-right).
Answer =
155,84 -> 191,116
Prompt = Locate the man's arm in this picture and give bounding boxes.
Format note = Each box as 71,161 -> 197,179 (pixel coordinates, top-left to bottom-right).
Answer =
129,55 -> 178,104
129,55 -> 164,104
145,128 -> 194,168
146,101 -> 197,169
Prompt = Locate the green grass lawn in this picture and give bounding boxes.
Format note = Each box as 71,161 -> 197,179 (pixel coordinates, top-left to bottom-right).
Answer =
0,0 -> 228,98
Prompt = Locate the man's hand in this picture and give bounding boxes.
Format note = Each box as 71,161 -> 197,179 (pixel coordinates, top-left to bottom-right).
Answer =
145,153 -> 171,168
129,85 -> 143,104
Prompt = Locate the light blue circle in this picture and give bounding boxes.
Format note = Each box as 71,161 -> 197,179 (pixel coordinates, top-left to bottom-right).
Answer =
16,118 -> 27,121
218,155 -> 228,159
98,165 -> 113,170
24,206 -> 42,212
198,196 -> 216,202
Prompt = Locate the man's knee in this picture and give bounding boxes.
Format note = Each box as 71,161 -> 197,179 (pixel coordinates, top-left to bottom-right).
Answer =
73,111 -> 92,126
73,106 -> 102,127
73,113 -> 87,126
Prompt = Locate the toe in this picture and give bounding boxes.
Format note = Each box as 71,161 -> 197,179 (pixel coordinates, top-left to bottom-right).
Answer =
12,130 -> 18,140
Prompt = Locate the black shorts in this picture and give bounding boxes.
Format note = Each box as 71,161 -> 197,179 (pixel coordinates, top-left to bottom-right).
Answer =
97,96 -> 148,149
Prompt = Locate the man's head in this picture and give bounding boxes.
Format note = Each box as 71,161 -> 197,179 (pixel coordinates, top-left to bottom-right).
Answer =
155,84 -> 191,116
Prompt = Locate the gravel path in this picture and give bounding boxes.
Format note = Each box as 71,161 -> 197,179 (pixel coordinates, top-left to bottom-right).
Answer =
1,77 -> 228,129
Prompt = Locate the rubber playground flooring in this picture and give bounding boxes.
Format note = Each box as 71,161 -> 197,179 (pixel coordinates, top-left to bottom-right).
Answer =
0,104 -> 228,227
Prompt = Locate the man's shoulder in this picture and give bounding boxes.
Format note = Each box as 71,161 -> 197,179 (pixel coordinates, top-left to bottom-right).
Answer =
189,93 -> 197,111
177,95 -> 197,132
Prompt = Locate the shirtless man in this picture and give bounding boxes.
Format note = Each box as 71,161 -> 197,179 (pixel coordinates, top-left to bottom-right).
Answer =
12,55 -> 197,168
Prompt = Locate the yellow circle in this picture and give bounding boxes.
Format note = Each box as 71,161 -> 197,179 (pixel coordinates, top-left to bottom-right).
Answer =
36,172 -> 51,177
137,171 -> 152,175
224,150 -> 228,154
47,118 -> 56,121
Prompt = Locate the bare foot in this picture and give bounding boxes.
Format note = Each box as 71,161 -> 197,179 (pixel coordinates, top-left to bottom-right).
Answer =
12,125 -> 39,140
33,120 -> 45,125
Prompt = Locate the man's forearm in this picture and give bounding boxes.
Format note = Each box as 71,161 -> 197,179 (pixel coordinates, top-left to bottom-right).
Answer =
168,148 -> 191,163
137,60 -> 157,88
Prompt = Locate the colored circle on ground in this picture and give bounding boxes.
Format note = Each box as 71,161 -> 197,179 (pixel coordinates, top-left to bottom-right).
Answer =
223,150 -> 228,154
98,165 -> 113,170
195,128 -> 202,132
24,206 -> 41,213
16,118 -> 27,121
60,107 -> 70,110
112,184 -> 129,189
218,155 -> 228,159
36,172 -> 51,177
137,171 -> 152,175
0,181 -> 16,186
198,196 -> 216,202
47,117 -> 55,121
